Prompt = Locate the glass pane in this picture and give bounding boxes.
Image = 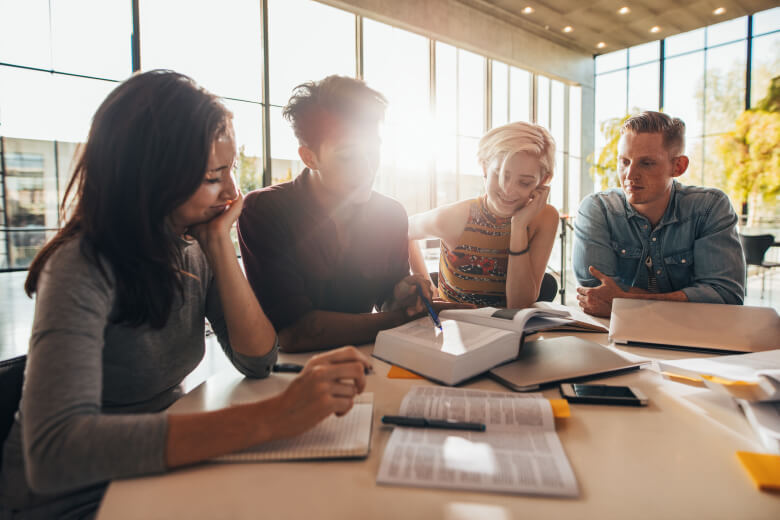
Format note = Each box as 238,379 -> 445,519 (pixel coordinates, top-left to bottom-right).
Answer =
435,42 -> 457,206
595,49 -> 627,74
55,141 -> 81,201
750,33 -> 780,108
702,134 -> 729,193
2,138 -> 59,236
665,28 -> 705,57
491,61 -> 509,128
550,152 -> 564,211
536,76 -> 550,129
569,155 -> 581,214
7,230 -> 56,269
0,0 -> 51,69
140,0 -> 263,101
569,85 -> 582,158
706,16 -> 747,47
269,106 -> 303,185
458,136 -> 482,201
363,19 -> 431,216
678,137 -> 704,186
550,80 -> 565,151
509,67 -> 531,123
51,0 -> 132,80
457,49 -> 485,137
629,41 -> 660,66
594,69 -> 627,150
268,0 -> 355,106
753,7 -> 780,36
0,67 -> 117,142
704,41 -> 746,135
628,61 -> 660,112
223,99 -> 263,193
663,51 -> 704,138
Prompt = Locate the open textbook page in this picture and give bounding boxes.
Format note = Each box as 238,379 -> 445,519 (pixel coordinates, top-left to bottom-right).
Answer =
440,302 -> 606,334
376,387 -> 578,497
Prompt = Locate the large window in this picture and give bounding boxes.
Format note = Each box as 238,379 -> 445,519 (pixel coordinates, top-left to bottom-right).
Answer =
0,0 -> 130,269
1,0 -> 585,273
593,8 -> 779,223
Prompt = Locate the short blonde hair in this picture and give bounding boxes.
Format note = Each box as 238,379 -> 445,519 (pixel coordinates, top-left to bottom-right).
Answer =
477,122 -> 556,187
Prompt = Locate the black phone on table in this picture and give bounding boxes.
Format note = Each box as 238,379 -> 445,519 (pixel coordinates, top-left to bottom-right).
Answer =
559,383 -> 648,406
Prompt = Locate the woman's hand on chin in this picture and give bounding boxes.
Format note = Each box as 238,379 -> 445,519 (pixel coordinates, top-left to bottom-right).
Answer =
511,185 -> 549,228
187,190 -> 244,252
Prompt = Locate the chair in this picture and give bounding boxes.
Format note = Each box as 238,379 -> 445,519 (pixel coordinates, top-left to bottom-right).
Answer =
0,355 -> 26,470
429,272 -> 559,303
739,234 -> 780,299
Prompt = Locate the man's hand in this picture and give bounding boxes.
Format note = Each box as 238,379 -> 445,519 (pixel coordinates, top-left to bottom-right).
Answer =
576,266 -> 627,317
390,274 -> 436,316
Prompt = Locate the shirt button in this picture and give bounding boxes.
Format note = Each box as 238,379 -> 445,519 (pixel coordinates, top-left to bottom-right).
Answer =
621,249 -> 626,254
657,270 -> 662,275
652,237 -> 657,242
681,259 -> 686,264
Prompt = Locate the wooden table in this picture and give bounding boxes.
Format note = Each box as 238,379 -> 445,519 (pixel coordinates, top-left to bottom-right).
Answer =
97,331 -> 780,519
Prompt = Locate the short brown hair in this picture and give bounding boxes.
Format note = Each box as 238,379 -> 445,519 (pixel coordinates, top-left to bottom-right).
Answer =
282,75 -> 387,150
621,111 -> 686,155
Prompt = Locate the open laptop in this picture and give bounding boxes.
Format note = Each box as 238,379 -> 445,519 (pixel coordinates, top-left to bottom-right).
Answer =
609,299 -> 780,353
488,336 -> 646,391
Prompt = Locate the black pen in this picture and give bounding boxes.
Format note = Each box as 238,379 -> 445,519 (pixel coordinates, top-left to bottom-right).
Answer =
273,363 -> 374,375
382,415 -> 486,431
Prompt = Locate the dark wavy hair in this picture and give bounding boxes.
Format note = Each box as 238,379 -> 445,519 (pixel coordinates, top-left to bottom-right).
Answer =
25,70 -> 232,328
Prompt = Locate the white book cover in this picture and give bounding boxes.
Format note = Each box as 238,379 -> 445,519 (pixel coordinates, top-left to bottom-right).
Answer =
376,386 -> 578,497
373,318 -> 521,386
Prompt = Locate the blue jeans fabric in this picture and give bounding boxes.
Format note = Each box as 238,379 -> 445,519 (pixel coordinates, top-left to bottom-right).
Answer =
573,182 -> 745,304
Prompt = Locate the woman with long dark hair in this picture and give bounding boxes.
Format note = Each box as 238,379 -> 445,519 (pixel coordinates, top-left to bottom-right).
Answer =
0,70 -> 370,519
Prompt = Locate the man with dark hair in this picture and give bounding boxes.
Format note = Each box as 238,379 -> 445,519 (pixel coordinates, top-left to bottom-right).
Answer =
573,110 -> 745,318
238,75 -> 441,352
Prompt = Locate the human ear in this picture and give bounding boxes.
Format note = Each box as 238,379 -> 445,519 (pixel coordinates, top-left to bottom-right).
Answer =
672,155 -> 689,177
298,146 -> 319,171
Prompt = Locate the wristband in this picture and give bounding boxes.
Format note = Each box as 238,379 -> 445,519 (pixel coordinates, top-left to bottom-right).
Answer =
508,245 -> 530,256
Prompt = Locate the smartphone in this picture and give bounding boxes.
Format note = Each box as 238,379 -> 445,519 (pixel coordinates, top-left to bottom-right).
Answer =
559,383 -> 648,406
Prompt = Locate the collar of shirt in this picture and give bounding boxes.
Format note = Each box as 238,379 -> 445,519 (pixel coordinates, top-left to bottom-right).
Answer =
620,180 -> 681,231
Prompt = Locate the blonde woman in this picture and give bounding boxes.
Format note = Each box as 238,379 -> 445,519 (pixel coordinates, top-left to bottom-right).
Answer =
409,122 -> 559,308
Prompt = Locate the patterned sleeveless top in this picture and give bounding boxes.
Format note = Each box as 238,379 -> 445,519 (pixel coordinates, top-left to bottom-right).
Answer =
438,196 -> 511,307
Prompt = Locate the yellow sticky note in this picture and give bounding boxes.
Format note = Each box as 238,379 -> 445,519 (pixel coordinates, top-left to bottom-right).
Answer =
549,399 -> 571,418
387,365 -> 424,379
662,371 -> 707,387
736,451 -> 780,492
702,375 -> 755,387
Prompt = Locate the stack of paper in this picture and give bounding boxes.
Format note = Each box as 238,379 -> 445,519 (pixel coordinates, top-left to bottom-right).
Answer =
659,350 -> 780,454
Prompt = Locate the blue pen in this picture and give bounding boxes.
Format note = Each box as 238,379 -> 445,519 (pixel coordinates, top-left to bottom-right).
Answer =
417,284 -> 443,331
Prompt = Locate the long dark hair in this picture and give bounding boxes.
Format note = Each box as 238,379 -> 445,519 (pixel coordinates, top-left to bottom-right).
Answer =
25,70 -> 232,328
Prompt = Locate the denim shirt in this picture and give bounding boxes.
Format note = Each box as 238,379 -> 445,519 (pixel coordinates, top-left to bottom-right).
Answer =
573,181 -> 745,305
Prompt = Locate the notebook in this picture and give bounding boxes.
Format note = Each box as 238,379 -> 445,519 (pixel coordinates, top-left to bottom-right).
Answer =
213,392 -> 374,462
609,299 -> 780,353
376,386 -> 579,497
489,336 -> 646,391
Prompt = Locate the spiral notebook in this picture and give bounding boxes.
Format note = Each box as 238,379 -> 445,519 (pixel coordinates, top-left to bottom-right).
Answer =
213,392 -> 374,462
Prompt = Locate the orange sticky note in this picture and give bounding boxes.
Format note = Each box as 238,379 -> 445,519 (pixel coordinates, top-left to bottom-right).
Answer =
387,365 -> 424,379
736,451 -> 780,492
662,371 -> 707,387
549,399 -> 571,418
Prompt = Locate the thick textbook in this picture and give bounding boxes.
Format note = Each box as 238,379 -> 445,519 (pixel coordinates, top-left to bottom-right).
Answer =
373,304 -> 606,386
376,386 -> 579,497
213,393 -> 374,462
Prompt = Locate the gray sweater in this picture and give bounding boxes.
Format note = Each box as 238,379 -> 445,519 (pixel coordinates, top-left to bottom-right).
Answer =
0,237 -> 278,519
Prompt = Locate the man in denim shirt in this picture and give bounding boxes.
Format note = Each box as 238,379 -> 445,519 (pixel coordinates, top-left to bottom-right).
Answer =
574,111 -> 744,317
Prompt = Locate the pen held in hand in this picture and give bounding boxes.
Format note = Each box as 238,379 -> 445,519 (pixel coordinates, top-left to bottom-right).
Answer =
416,284 -> 443,331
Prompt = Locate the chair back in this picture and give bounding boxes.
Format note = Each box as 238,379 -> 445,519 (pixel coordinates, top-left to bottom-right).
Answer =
0,355 -> 26,469
739,234 -> 774,266
537,272 -> 559,302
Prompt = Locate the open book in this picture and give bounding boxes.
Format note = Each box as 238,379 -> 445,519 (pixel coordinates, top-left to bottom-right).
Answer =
376,386 -> 578,497
439,302 -> 608,334
373,304 -> 607,386
213,393 -> 373,462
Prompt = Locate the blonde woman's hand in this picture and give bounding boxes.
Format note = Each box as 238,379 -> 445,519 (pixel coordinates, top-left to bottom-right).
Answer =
511,185 -> 550,228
